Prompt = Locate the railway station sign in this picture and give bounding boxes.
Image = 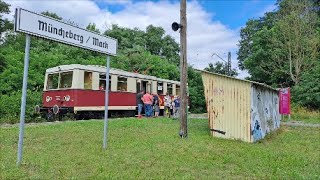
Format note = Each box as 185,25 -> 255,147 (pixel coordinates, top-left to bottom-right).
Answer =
14,8 -> 117,55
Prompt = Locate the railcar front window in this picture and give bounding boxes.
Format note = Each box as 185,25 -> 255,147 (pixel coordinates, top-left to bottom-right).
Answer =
47,74 -> 59,90
157,82 -> 163,95
176,85 -> 180,96
117,77 -> 127,91
59,72 -> 73,89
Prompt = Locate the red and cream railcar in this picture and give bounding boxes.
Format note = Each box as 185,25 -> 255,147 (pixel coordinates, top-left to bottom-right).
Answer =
36,64 -> 181,119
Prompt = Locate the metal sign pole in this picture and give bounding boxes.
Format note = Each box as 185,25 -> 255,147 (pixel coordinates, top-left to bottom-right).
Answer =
17,34 -> 31,165
103,55 -> 110,149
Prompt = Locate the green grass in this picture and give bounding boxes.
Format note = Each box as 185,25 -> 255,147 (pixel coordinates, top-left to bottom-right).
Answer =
282,105 -> 320,124
1,118 -> 319,179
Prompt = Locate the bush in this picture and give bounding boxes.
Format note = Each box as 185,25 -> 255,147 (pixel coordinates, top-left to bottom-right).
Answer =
291,63 -> 320,110
0,90 -> 42,124
188,67 -> 206,113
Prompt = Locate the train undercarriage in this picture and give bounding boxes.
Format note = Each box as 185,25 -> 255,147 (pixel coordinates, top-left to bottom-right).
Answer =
36,105 -> 143,121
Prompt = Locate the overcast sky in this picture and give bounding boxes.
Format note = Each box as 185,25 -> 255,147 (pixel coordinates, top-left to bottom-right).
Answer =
3,0 -> 277,79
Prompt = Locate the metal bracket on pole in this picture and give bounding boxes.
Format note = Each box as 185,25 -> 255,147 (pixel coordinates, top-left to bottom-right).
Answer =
103,56 -> 110,149
17,34 -> 31,165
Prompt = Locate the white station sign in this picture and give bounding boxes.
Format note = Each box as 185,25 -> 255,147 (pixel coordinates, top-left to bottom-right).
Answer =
14,8 -> 117,55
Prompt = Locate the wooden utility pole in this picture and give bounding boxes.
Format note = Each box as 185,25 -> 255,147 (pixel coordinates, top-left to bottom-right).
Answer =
179,0 -> 188,138
227,52 -> 231,76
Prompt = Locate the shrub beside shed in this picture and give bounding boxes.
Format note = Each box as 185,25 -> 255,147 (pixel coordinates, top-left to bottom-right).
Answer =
201,71 -> 281,143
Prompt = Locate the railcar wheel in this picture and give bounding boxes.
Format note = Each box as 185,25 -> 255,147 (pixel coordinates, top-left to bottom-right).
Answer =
34,105 -> 40,114
46,111 -> 54,121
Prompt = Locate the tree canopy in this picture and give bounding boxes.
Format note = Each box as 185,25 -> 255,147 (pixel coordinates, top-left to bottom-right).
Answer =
204,62 -> 238,77
237,0 -> 320,109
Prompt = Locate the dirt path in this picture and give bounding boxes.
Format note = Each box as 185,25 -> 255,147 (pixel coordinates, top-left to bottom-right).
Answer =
1,116 -> 319,128
281,121 -> 320,128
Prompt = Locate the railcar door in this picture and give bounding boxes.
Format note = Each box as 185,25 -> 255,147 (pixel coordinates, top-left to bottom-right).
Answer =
136,81 -> 141,93
142,80 -> 147,92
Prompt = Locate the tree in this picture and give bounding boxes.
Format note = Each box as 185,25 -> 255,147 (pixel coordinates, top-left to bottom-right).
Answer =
237,12 -> 285,85
0,0 -> 13,40
86,23 -> 100,33
292,63 -> 320,109
274,0 -> 319,85
104,24 -> 146,51
188,66 -> 206,113
204,62 -> 238,77
145,25 -> 165,55
145,25 -> 179,65
238,0 -> 319,86
41,11 -> 62,20
104,24 -> 180,65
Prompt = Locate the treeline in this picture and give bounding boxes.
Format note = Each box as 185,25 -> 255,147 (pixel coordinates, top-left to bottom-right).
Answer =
0,1 -> 205,123
238,0 -> 320,109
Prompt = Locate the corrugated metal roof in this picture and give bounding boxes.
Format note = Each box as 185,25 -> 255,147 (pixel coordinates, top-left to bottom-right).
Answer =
197,69 -> 278,92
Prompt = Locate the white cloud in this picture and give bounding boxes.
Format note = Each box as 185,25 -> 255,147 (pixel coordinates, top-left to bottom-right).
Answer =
102,0 -> 132,5
4,0 -> 246,78
257,4 -> 277,17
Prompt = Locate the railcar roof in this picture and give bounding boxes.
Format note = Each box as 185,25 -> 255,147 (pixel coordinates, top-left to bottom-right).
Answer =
46,64 -> 180,84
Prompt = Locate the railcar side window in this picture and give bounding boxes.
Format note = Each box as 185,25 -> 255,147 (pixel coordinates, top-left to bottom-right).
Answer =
47,74 -> 59,90
176,85 -> 180,96
167,83 -> 173,95
136,82 -> 141,93
84,71 -> 92,89
157,82 -> 163,95
117,77 -> 127,91
99,74 -> 111,90
59,72 -> 73,89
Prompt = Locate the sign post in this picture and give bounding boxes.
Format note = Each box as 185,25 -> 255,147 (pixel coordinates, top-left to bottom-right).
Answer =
103,56 -> 110,149
14,8 -> 117,165
17,34 -> 31,165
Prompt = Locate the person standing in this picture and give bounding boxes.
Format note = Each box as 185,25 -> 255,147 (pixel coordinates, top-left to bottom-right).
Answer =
142,91 -> 153,117
136,90 -> 145,118
153,93 -> 160,117
174,96 -> 181,118
164,92 -> 171,118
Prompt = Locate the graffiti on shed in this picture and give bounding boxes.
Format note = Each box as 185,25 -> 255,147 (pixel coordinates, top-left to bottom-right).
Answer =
251,84 -> 280,142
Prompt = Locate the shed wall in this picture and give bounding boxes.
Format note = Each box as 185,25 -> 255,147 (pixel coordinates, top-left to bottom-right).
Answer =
202,72 -> 252,142
250,84 -> 281,142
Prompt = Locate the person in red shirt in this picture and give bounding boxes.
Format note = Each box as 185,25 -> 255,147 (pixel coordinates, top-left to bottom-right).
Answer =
142,91 -> 153,117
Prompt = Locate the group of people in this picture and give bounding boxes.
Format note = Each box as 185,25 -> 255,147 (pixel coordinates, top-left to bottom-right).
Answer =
136,90 -> 180,118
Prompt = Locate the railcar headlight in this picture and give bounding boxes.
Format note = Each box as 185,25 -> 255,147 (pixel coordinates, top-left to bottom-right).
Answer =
46,96 -> 52,102
64,95 -> 70,102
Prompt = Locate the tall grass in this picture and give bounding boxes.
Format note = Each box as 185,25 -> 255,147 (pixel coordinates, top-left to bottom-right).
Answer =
282,104 -> 320,124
